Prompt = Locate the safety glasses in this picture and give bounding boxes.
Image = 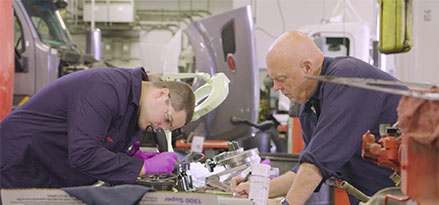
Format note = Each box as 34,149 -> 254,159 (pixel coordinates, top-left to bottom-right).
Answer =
164,88 -> 173,130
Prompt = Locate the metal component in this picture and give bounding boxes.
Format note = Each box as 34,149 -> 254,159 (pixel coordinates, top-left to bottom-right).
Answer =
91,180 -> 108,187
213,149 -> 242,165
305,75 -> 439,100
165,129 -> 173,152
287,117 -> 293,154
379,124 -> 391,137
380,124 -> 400,137
365,187 -> 416,205
227,141 -> 240,151
390,172 -> 401,186
174,162 -> 194,192
136,9 -> 211,21
230,116 -> 275,131
340,180 -> 370,203
205,163 -> 251,192
135,173 -> 177,191
86,28 -> 101,62
137,126 -> 168,153
205,158 -> 217,173
218,148 -> 259,169
204,148 -> 258,191
55,0 -> 68,9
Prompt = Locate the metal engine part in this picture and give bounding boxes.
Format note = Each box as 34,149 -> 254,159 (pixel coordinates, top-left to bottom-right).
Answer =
204,148 -> 259,191
175,162 -> 194,191
213,149 -> 242,165
135,173 -> 177,191
215,148 -> 259,169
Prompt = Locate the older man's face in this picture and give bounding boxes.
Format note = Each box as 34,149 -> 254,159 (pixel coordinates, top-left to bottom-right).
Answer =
267,63 -> 310,104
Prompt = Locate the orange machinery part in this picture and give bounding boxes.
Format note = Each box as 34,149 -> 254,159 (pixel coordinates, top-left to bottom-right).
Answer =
400,136 -> 439,204
175,139 -> 229,149
0,0 -> 14,121
290,117 -> 350,205
290,117 -> 304,154
362,130 -> 402,173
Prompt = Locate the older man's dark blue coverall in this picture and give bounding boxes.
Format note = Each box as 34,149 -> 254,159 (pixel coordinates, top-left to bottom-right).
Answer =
292,57 -> 401,204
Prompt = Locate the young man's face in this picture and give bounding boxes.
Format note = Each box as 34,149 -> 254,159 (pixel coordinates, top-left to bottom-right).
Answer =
138,88 -> 187,131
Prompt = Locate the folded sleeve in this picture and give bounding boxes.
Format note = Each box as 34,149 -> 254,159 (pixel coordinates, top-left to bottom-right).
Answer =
299,71 -> 385,181
290,141 -> 307,173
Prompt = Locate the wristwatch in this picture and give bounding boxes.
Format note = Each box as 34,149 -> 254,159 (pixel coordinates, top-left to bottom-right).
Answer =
280,197 -> 289,205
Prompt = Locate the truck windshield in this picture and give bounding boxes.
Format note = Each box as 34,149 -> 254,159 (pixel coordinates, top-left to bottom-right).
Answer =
22,0 -> 73,48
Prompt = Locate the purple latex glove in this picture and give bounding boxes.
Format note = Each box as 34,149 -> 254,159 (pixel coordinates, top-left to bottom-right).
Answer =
144,152 -> 177,175
133,150 -> 159,160
127,141 -> 141,156
261,158 -> 270,165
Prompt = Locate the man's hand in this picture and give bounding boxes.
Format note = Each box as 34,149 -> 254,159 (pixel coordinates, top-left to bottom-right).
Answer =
285,163 -> 323,204
230,176 -> 250,198
133,150 -> 158,160
268,199 -> 281,205
143,152 -> 177,175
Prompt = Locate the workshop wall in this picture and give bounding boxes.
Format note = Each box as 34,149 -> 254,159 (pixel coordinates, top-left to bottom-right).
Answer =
233,0 -> 439,84
66,0 -> 438,84
390,0 -> 439,84
233,0 -> 376,70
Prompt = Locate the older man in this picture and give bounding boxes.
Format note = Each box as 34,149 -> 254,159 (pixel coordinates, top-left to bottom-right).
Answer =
232,31 -> 400,204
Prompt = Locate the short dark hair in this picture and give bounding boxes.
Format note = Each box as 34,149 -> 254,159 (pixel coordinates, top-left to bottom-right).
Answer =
152,81 -> 195,125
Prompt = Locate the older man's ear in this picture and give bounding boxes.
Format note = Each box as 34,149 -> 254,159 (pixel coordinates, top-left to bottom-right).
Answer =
300,59 -> 314,74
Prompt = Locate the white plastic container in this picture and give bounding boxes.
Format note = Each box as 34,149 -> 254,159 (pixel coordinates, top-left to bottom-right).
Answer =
248,164 -> 271,205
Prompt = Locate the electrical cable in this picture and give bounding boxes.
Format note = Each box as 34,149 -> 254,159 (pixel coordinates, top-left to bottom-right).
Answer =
192,152 -> 205,163
277,0 -> 286,33
254,0 -> 286,39
179,152 -> 194,163
322,0 -> 327,23
178,151 -> 205,164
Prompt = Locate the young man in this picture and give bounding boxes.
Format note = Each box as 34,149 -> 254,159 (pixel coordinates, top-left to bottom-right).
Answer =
231,31 -> 401,205
0,67 -> 195,188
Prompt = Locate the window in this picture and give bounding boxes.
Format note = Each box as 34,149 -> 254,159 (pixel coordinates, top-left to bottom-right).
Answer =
14,14 -> 27,73
221,20 -> 236,61
31,16 -> 51,42
324,37 -> 350,57
22,0 -> 73,47
13,14 -> 25,53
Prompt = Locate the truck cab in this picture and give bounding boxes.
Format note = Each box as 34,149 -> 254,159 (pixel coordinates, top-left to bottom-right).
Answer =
12,0 -> 87,106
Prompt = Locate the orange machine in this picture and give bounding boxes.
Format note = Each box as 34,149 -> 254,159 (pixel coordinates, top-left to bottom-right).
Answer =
362,87 -> 439,204
305,74 -> 439,204
0,0 -> 14,120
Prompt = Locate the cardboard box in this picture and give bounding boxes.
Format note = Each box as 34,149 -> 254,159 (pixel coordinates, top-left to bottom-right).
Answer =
1,189 -> 251,205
